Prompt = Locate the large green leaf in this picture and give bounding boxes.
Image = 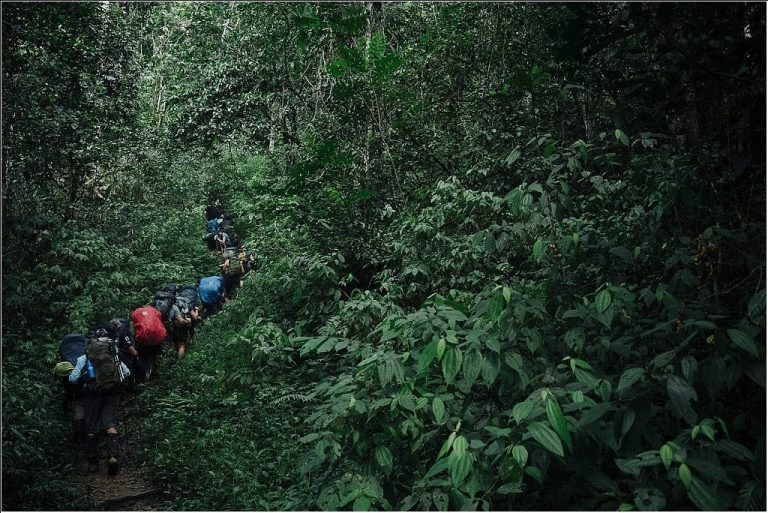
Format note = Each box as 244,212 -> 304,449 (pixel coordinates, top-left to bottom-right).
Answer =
511,445 -> 528,468
735,480 -> 765,511
545,397 -> 573,451
615,128 -> 630,146
463,349 -> 483,384
352,496 -> 371,511
617,367 -> 644,394
418,341 -> 438,373
512,400 -> 534,425
527,421 -> 564,457
449,451 -> 473,487
667,375 -> 698,426
748,290 -> 766,322
577,402 -> 612,427
687,476 -> 722,510
504,351 -> 523,372
481,353 -> 500,386
432,397 -> 446,423
595,289 -> 611,313
485,231 -> 496,255
375,446 -> 393,475
442,346 -> 462,384
727,329 -> 759,357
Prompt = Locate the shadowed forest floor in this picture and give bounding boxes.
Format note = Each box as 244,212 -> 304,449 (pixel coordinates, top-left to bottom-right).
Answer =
72,394 -> 166,511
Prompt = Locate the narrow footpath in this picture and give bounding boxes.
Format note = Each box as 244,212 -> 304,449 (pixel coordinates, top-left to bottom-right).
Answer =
73,393 -> 166,510
69,208 -> 242,510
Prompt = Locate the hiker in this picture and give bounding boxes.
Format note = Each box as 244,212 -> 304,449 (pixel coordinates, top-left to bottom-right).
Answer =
219,213 -> 240,248
154,284 -> 178,332
220,247 -> 244,299
199,275 -> 226,316
55,333 -> 89,448
214,228 -> 231,253
168,285 -> 200,358
68,326 -> 131,475
204,207 -> 220,250
131,305 -> 167,382
238,245 -> 257,276
109,317 -> 143,391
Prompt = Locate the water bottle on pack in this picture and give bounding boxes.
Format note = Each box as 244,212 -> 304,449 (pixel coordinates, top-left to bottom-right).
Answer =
86,360 -> 96,379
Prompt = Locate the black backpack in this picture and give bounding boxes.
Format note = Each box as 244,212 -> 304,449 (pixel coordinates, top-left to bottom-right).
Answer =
110,318 -> 134,360
59,333 -> 88,366
154,284 -> 178,320
176,285 -> 199,314
219,215 -> 240,246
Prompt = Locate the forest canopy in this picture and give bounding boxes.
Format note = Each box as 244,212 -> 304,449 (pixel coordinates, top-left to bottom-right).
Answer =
2,2 -> 766,511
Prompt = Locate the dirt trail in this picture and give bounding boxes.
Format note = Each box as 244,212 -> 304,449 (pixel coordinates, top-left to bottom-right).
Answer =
73,394 -> 168,511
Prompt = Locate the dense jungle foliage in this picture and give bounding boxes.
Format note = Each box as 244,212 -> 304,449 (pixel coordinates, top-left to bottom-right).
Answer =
2,2 -> 766,511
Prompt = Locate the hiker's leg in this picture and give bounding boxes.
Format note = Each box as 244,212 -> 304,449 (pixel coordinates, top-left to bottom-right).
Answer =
175,338 -> 187,358
85,433 -> 99,471
73,397 -> 86,448
83,392 -> 101,470
103,394 -> 121,476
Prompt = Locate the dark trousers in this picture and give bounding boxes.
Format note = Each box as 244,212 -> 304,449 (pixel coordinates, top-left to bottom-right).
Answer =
136,344 -> 161,377
223,274 -> 240,298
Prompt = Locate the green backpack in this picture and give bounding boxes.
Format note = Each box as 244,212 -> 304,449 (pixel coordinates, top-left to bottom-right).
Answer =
223,253 -> 242,279
86,337 -> 122,392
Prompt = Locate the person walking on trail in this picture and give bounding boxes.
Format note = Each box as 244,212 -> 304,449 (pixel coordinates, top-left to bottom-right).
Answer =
54,333 -> 88,450
199,275 -> 226,316
131,305 -> 167,382
214,228 -> 231,253
239,245 -> 257,276
204,206 -> 221,250
168,300 -> 199,358
109,318 -> 144,391
68,327 -> 130,476
220,247 -> 244,299
171,285 -> 200,358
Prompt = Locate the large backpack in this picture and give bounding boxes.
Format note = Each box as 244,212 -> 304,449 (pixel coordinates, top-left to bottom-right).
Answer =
223,253 -> 242,279
199,276 -> 224,305
131,307 -> 167,345
85,337 -> 122,392
215,230 -> 231,250
176,284 -> 199,312
109,318 -> 132,341
110,318 -> 134,360
206,218 -> 219,234
219,215 -> 240,246
154,284 -> 177,320
242,249 -> 256,274
59,333 -> 88,366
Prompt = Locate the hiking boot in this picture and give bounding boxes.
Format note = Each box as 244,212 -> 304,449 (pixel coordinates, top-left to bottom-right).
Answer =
108,456 -> 119,476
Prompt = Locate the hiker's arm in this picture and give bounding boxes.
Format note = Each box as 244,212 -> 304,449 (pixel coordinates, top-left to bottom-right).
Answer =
129,345 -> 139,357
175,314 -> 189,325
68,356 -> 85,384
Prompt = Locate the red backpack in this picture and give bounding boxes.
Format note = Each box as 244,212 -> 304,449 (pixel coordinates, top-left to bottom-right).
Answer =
131,307 -> 167,346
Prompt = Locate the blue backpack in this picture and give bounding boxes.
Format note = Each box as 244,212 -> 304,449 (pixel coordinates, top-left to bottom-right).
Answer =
199,276 -> 224,305
206,219 -> 219,234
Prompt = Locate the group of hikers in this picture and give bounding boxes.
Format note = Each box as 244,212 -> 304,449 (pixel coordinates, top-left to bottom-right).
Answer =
52,206 -> 255,477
